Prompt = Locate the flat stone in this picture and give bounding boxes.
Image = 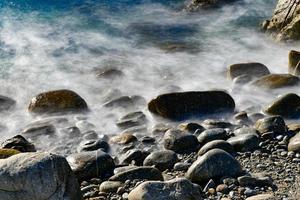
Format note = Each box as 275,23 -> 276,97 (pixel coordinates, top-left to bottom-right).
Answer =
197,128 -> 228,145
288,133 -> 300,153
245,194 -> 277,200
228,62 -> 270,80
99,181 -> 124,193
1,135 -> 36,152
143,150 -> 178,171
227,134 -> 260,152
253,74 -> 300,89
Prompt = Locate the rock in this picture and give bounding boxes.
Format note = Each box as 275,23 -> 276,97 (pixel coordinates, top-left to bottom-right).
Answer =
28,89 -> 88,114
228,63 -> 270,80
0,95 -> 16,111
96,68 -> 124,79
60,126 -> 81,137
114,166 -> 138,175
103,96 -> 146,108
198,140 -> 234,156
253,74 -> 300,89
264,93 -> 300,118
143,150 -> 178,171
99,181 -> 124,193
238,173 -> 273,187
287,123 -> 300,132
245,194 -> 277,200
262,0 -> 300,41
128,178 -> 202,200
117,111 -> 146,129
288,132 -> 300,153
186,0 -> 235,11
0,152 -> 82,200
255,116 -> 287,135
232,75 -> 253,85
79,139 -> 109,152
227,134 -> 260,152
186,149 -> 243,183
1,135 -> 36,152
110,133 -> 137,144
233,127 -> 258,136
203,179 -> 215,192
0,148 -> 20,159
216,184 -> 229,194
67,150 -> 115,181
174,162 -> 192,171
148,91 -> 235,120
21,121 -> 56,139
163,129 -> 199,153
201,119 -> 233,129
197,128 -> 228,145
120,149 -> 149,166
109,166 -> 163,182
288,50 -> 300,74
157,41 -> 200,54
179,122 -> 205,133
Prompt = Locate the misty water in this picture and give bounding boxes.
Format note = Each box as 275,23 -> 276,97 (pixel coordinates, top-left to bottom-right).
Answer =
0,0 -> 299,154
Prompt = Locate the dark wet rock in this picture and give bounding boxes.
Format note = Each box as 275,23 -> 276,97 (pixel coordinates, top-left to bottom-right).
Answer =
67,150 -> 115,181
82,130 -> 99,140
21,121 -> 56,139
0,152 -> 82,200
113,165 -> 138,175
201,119 -> 233,129
1,135 -> 36,152
157,41 -> 200,53
203,179 -> 215,192
245,194 -> 277,200
186,0 -> 235,11
148,91 -> 235,120
79,139 -> 109,152
120,149 -> 149,166
238,173 -> 273,187
163,129 -> 199,153
0,148 -> 20,159
264,93 -> 300,118
234,111 -> 249,121
262,0 -> 300,41
228,63 -> 270,80
103,95 -> 146,108
152,123 -> 171,135
186,149 -> 243,183
110,133 -> 137,144
255,116 -> 287,135
96,68 -> 124,79
288,132 -> 300,153
227,134 -> 260,152
28,89 -> 88,114
232,75 -> 253,85
143,150 -> 178,171
0,95 -> 16,112
140,136 -> 155,144
288,50 -> 300,74
179,122 -> 205,133
174,162 -> 192,171
248,113 -> 265,122
252,74 -> 300,89
197,128 -> 228,145
128,178 -> 202,200
198,140 -> 234,156
109,166 -> 163,182
99,181 -> 124,193
117,111 -> 146,129
233,127 -> 258,136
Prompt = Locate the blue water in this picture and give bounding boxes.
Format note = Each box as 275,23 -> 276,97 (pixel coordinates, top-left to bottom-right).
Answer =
0,0 -> 299,152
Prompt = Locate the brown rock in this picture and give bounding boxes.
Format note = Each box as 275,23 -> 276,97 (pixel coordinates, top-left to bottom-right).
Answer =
253,74 -> 300,89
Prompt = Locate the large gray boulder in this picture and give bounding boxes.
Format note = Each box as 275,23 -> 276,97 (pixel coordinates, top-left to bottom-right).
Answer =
186,149 -> 243,183
0,152 -> 82,200
128,178 -> 202,200
262,0 -> 300,41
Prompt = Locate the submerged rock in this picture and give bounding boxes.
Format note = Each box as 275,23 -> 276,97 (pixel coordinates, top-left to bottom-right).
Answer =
288,132 -> 300,153
186,0 -> 235,11
0,95 -> 16,112
148,91 -> 235,120
0,152 -> 82,200
67,150 -> 115,181
0,148 -> 20,159
104,95 -> 146,108
262,0 -> 300,41
28,89 -> 88,114
128,178 -> 202,200
21,121 -> 56,139
1,135 -> 36,152
228,62 -> 270,80
253,74 -> 300,89
95,68 -> 124,79
186,149 -> 243,183
109,133 -> 137,144
264,93 -> 300,118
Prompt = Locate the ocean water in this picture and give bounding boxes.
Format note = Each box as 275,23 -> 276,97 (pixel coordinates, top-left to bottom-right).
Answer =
0,0 -> 299,152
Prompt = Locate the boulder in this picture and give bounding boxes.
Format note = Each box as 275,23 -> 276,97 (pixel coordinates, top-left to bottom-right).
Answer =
262,0 -> 300,41
1,135 -> 36,152
28,89 -> 88,114
128,178 -> 202,200
288,132 -> 300,153
198,140 -> 234,156
227,134 -> 260,152
99,181 -> 124,193
103,95 -> 146,108
0,152 -> 82,200
253,74 -> 300,89
163,129 -> 199,153
255,116 -> 287,135
288,50 -> 300,74
186,149 -> 243,183
148,91 -> 235,120
143,150 -> 178,171
245,194 -> 277,200
264,93 -> 300,118
21,121 -> 56,140
186,0 -> 235,11
197,128 -> 228,145
109,166 -> 163,182
67,150 -> 115,181
227,63 -> 270,80
0,148 -> 20,159
0,95 -> 16,111
120,149 -> 149,166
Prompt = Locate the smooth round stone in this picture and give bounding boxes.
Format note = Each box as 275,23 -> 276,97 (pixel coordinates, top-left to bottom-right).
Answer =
227,62 -> 270,80
288,133 -> 300,153
79,139 -> 109,152
198,140 -> 234,156
227,134 -> 260,152
110,133 -> 137,145
216,184 -> 229,194
202,119 -> 233,129
197,128 -> 228,145
163,129 -> 199,153
120,149 -> 149,166
234,127 -> 258,136
179,122 -> 205,133
186,149 -> 243,183
143,150 -> 178,171
173,162 -> 191,171
255,116 -> 287,135
99,181 -> 123,193
252,74 -> 300,89
245,194 -> 277,200
1,135 -> 36,152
